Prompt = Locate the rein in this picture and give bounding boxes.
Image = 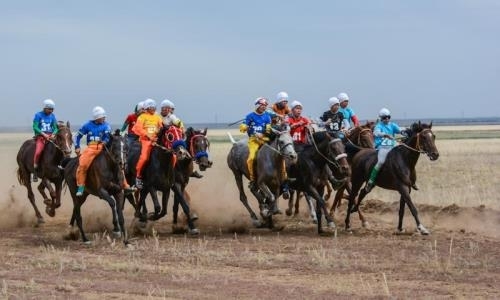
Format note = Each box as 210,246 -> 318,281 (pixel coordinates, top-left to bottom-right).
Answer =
398,129 -> 431,154
344,127 -> 373,150
308,131 -> 347,167
189,134 -> 210,162
262,132 -> 295,159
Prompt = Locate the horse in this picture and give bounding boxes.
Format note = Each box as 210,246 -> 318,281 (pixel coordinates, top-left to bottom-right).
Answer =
227,125 -> 298,228
62,129 -> 129,244
346,121 -> 439,234
328,121 -> 375,226
287,131 -> 351,234
126,126 -> 199,235
16,121 -> 73,223
171,127 -> 213,226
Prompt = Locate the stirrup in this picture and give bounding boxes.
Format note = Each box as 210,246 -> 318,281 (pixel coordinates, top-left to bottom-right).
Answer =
76,186 -> 85,197
363,182 -> 374,194
32,173 -> 38,182
135,178 -> 143,189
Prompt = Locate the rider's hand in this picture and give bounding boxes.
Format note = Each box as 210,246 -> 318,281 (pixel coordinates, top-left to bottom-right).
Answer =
75,148 -> 81,156
255,133 -> 264,139
383,134 -> 393,139
48,135 -> 55,141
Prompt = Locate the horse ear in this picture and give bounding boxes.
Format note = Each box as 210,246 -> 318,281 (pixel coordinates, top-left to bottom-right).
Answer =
203,127 -> 208,136
66,121 -> 70,128
429,121 -> 433,128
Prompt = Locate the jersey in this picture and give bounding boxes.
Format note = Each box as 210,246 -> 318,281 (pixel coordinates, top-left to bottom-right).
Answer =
75,120 -> 112,148
373,121 -> 402,148
162,112 -> 184,128
132,112 -> 163,140
339,107 -> 359,129
33,111 -> 58,135
272,103 -> 291,118
320,110 -> 344,133
244,111 -> 271,137
122,113 -> 138,135
287,115 -> 311,144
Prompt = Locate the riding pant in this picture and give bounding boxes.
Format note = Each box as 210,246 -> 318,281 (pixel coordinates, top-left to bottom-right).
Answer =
374,145 -> 393,169
76,143 -> 104,186
34,135 -> 50,166
247,136 -> 265,182
136,139 -> 154,179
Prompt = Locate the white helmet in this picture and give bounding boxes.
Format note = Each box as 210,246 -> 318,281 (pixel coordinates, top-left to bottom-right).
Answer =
379,108 -> 391,118
161,99 -> 175,109
92,106 -> 106,120
137,101 -> 145,110
276,91 -> 289,102
337,92 -> 349,102
143,98 -> 156,110
254,97 -> 269,108
328,97 -> 340,108
290,100 -> 303,109
43,99 -> 55,109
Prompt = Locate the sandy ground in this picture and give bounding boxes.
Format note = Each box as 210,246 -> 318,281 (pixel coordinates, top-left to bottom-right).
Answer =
1,130 -> 500,299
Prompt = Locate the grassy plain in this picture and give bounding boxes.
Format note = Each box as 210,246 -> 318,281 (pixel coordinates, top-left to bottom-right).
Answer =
0,126 -> 499,299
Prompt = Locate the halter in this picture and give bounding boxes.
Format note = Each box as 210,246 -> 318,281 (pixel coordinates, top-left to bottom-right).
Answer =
48,128 -> 73,155
399,128 -> 432,154
189,134 -> 210,163
262,131 -> 295,159
308,131 -> 347,167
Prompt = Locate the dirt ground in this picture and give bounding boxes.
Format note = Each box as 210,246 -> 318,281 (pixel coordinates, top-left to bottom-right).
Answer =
1,132 -> 500,299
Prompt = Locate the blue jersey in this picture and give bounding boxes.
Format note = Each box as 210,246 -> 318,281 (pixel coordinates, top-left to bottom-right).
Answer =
339,107 -> 356,128
373,121 -> 402,148
245,111 -> 271,137
75,120 -> 112,148
33,111 -> 58,134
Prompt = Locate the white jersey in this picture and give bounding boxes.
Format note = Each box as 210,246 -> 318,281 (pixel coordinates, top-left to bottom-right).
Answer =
162,113 -> 182,127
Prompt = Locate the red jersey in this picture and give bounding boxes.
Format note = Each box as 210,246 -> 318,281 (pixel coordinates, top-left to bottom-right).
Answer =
287,115 -> 311,144
124,113 -> 138,135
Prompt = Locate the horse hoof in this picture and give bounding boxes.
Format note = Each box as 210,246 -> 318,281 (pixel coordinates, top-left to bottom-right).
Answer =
112,231 -> 121,239
350,206 -> 359,213
417,224 -> 430,235
272,209 -> 283,215
190,213 -> 199,222
261,209 -> 270,218
362,221 -> 370,229
45,207 -> 55,217
82,240 -> 92,246
251,219 -> 263,228
285,209 -> 292,216
43,198 -> 51,206
189,228 -> 200,235
312,218 -> 318,224
54,202 -> 61,208
327,221 -> 336,229
37,218 -> 45,224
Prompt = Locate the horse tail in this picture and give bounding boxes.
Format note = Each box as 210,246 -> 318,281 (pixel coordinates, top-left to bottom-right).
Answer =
227,132 -> 237,144
17,167 -> 28,186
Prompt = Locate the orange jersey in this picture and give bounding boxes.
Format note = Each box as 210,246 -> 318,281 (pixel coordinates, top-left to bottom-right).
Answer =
132,113 -> 163,140
272,103 -> 290,118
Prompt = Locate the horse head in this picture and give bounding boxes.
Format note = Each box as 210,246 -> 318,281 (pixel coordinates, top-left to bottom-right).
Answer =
325,133 -> 351,177
161,126 -> 191,161
271,125 -> 298,164
55,121 -> 73,157
187,127 -> 213,171
107,129 -> 128,169
406,121 -> 439,161
346,121 -> 375,149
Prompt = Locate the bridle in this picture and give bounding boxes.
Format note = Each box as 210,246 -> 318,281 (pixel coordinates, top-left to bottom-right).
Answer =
262,131 -> 296,159
308,131 -> 347,168
399,128 -> 433,154
345,127 -> 374,149
189,134 -> 210,163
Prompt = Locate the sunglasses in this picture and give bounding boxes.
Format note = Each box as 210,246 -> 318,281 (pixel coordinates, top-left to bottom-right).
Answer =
381,115 -> 391,120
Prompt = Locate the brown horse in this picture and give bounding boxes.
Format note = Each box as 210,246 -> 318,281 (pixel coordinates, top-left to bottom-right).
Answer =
329,121 -> 375,226
16,121 -> 73,223
346,121 -> 439,234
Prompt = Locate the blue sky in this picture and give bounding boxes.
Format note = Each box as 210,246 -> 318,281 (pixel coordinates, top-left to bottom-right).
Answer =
1,0 -> 499,127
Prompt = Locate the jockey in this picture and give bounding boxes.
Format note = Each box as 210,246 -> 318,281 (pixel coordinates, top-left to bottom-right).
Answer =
363,108 -> 405,193
337,92 -> 360,130
320,97 -> 345,138
286,100 -> 311,153
272,91 -> 291,122
132,99 -> 163,189
32,99 -> 59,182
121,101 -> 144,147
239,97 -> 272,192
75,106 -> 136,196
160,99 -> 203,179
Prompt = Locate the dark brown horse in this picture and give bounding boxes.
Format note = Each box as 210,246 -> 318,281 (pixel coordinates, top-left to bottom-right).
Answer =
62,130 -> 129,244
346,121 -> 439,234
329,121 -> 375,226
16,121 -> 73,223
287,131 -> 350,234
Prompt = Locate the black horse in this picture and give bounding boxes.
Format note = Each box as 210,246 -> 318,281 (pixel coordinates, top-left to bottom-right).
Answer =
346,121 -> 439,234
126,126 -> 199,235
16,121 -> 73,223
287,131 -> 351,234
62,130 -> 129,244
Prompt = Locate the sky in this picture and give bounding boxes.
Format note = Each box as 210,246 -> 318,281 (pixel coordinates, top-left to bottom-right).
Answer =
1,0 -> 499,128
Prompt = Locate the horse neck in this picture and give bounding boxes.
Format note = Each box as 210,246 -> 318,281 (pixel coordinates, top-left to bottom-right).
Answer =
44,142 -> 63,163
400,135 -> 421,167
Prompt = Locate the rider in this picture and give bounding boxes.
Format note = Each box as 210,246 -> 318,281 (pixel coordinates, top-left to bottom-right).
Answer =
337,92 -> 360,130
121,101 -> 144,147
32,99 -> 59,182
160,98 -> 203,179
272,91 -> 291,122
286,100 -> 311,153
239,97 -> 272,192
132,99 -> 164,189
319,97 -> 344,138
363,108 -> 405,193
74,106 -> 136,196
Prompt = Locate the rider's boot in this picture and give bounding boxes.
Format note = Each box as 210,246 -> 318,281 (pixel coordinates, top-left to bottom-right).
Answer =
76,185 -> 85,197
363,167 -> 380,194
32,164 -> 39,182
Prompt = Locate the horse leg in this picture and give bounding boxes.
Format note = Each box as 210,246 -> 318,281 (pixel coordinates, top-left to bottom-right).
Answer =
294,191 -> 300,215
134,189 -> 148,222
346,181 -> 363,231
234,173 -> 262,227
72,197 -> 90,244
25,177 -> 44,224
157,189 -> 170,220
114,191 -> 128,244
147,187 -> 161,219
99,188 -> 121,238
37,181 -> 51,207
54,179 -> 63,208
330,186 -> 344,216
324,180 -> 333,201
172,184 -> 199,235
399,188 -> 430,235
183,189 -> 198,221
397,196 -> 406,233
304,193 -> 318,224
285,190 -> 294,216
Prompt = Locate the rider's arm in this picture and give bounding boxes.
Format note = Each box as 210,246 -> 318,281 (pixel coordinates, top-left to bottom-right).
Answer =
51,116 -> 59,135
351,115 -> 360,127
